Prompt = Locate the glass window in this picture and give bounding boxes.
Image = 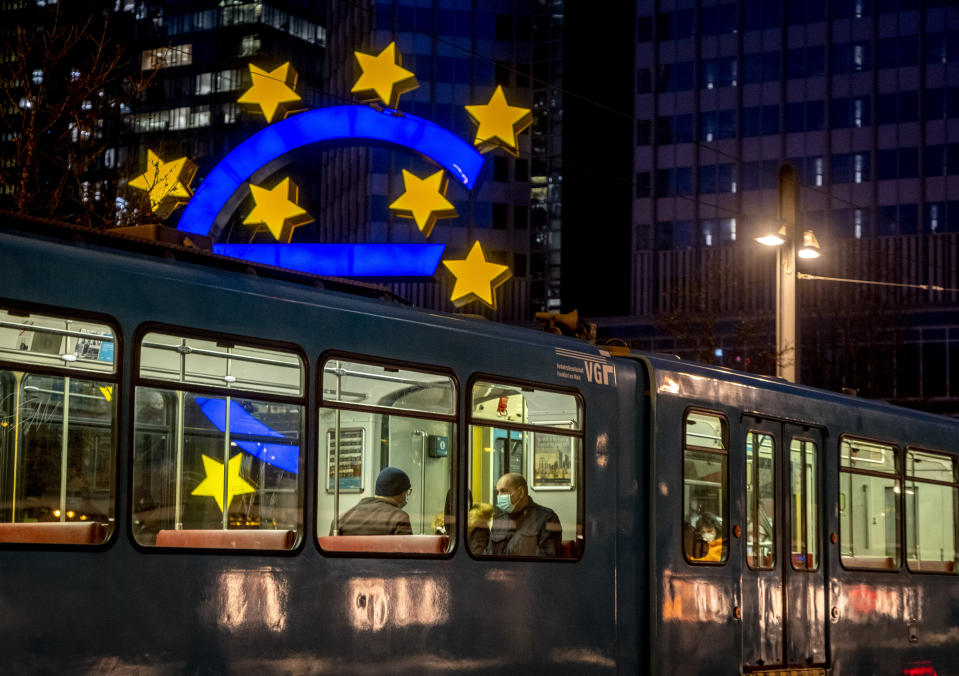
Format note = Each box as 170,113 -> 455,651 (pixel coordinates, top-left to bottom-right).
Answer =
684,411 -> 727,564
790,439 -> 819,570
133,332 -> 304,550
746,431 -> 776,569
319,358 -> 456,555
840,437 -> 900,569
468,380 -> 583,559
0,308 -> 117,545
140,332 -> 301,397
905,449 -> 957,573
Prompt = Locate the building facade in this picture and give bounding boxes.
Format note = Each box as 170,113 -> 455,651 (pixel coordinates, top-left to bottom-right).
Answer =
613,0 -> 959,411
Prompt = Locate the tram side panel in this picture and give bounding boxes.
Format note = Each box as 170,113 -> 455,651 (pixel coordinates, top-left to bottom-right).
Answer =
644,366 -> 742,676
0,228 -> 633,672
823,407 -> 959,675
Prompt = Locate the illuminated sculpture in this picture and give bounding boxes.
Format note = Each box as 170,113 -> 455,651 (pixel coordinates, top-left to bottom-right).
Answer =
132,46 -> 532,311
128,150 -> 197,219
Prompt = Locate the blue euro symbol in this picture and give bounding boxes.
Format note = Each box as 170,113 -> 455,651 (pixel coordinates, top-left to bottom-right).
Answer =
177,105 -> 485,277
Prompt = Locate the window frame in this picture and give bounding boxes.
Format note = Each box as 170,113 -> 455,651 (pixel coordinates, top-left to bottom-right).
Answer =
130,322 -> 308,553
788,436 -> 820,572
682,407 -> 729,566
837,434 -> 902,572
316,350 -> 459,559
466,373 -> 585,562
904,446 -> 958,575
0,301 -> 121,548
745,428 -> 777,571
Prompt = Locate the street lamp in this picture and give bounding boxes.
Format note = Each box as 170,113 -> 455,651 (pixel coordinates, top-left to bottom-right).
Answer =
754,164 -> 820,383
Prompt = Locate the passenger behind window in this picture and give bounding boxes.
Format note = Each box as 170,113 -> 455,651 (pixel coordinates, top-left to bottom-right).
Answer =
439,489 -> 493,555
332,467 -> 413,535
485,472 -> 561,557
689,513 -> 723,562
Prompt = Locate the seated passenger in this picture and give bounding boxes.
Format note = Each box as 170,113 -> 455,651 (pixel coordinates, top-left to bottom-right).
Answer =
690,513 -> 723,562
467,500 -> 493,555
439,489 -> 493,555
332,467 -> 413,535
485,472 -> 561,557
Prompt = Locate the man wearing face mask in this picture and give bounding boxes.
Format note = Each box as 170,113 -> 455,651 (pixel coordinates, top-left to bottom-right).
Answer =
485,472 -> 561,557
332,466 -> 413,535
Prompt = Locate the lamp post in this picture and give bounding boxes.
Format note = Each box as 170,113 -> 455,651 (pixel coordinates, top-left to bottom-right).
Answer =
755,165 -> 820,383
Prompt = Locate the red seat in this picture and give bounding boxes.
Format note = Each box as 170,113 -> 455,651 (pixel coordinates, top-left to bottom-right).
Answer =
318,534 -> 449,554
912,560 -> 955,573
155,528 -> 296,550
0,521 -> 107,545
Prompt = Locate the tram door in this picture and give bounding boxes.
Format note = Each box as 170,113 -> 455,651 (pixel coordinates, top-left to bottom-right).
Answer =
741,419 -> 826,669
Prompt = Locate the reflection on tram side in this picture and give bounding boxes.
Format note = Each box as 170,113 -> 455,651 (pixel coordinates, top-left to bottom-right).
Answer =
348,577 -> 449,631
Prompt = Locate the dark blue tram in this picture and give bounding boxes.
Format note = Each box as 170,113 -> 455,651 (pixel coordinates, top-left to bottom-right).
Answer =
0,215 -> 956,675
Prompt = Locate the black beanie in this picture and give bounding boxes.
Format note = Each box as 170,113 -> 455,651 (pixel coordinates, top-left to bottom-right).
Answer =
375,466 -> 411,496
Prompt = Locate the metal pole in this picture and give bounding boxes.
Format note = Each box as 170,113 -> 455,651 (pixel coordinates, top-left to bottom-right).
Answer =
778,164 -> 798,383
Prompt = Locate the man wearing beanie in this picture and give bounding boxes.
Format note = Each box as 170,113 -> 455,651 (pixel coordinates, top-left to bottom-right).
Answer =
332,466 -> 413,535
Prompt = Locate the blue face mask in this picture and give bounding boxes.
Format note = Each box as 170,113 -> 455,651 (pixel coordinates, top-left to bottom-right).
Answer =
496,493 -> 515,513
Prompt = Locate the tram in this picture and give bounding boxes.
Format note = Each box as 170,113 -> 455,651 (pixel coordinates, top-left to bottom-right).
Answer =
0,213 -> 956,675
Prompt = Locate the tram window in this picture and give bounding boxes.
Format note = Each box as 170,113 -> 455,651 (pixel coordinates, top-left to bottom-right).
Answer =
839,437 -> 901,570
790,439 -> 819,571
318,358 -> 456,555
683,410 -> 727,564
0,309 -> 116,375
140,332 -> 302,397
133,332 -> 305,550
746,431 -> 776,569
905,448 -> 958,574
468,380 -> 583,559
0,309 -> 117,545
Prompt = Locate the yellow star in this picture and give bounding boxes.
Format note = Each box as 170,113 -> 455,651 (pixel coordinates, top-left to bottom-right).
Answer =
191,453 -> 256,513
442,241 -> 513,310
388,170 -> 457,238
128,149 -> 197,219
243,177 -> 313,243
351,42 -> 418,108
237,62 -> 303,123
464,86 -> 533,156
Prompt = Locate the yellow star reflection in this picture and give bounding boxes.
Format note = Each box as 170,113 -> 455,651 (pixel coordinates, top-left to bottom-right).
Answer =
237,62 -> 304,123
128,149 -> 197,219
388,170 -> 457,238
442,241 -> 512,310
243,177 -> 313,243
464,86 -> 533,157
351,42 -> 418,108
192,453 -> 256,513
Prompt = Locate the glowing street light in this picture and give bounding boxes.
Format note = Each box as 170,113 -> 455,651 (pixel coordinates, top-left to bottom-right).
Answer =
754,165 -> 821,383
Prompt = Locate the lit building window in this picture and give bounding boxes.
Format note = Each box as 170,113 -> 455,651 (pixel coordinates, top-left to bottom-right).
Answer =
854,209 -> 864,239
141,44 -> 193,71
169,107 -> 190,130
222,103 -> 239,124
239,35 -> 261,57
196,72 -> 213,95
31,69 -> 42,84
192,105 -> 211,128
813,157 -> 824,187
